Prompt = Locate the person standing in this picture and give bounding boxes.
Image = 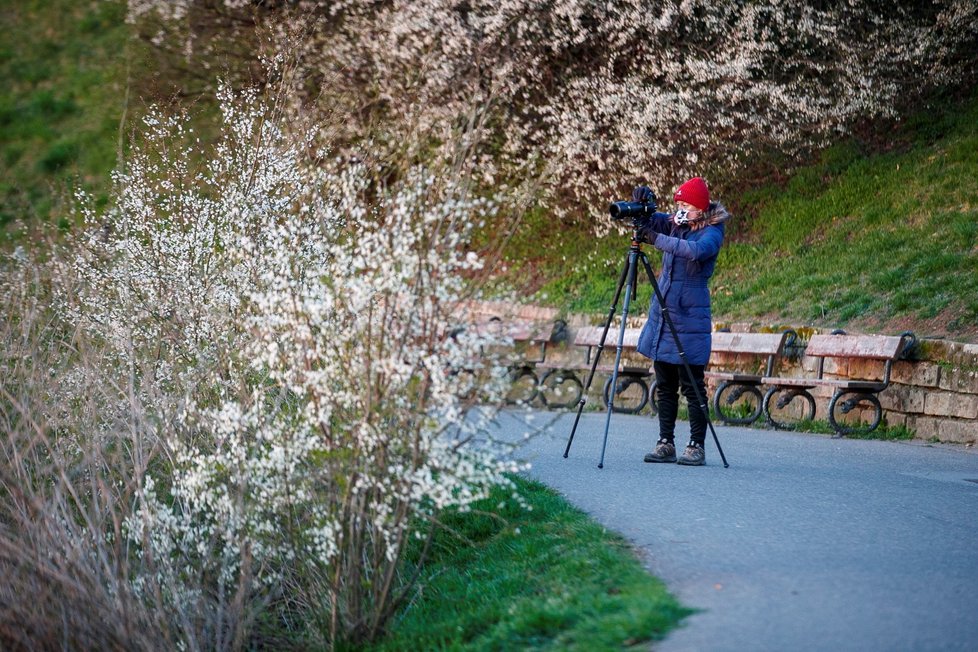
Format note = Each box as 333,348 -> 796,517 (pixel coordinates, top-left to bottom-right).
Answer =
632,177 -> 730,465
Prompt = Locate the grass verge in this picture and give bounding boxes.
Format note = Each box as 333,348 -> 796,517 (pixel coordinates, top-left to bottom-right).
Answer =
787,418 -> 916,441
367,475 -> 691,651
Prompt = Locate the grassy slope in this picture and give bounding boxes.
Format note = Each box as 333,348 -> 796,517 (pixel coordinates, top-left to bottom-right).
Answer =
721,95 -> 978,335
522,92 -> 978,341
0,0 -> 129,236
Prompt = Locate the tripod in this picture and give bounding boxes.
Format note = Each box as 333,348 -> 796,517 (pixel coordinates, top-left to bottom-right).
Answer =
563,228 -> 729,469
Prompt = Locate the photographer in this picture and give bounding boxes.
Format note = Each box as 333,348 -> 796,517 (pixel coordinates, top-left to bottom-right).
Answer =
631,177 -> 730,466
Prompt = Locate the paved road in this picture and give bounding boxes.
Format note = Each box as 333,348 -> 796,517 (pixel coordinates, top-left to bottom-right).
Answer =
489,409 -> 978,652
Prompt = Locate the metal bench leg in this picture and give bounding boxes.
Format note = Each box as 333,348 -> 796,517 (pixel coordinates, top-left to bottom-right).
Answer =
763,386 -> 816,430
713,381 -> 764,425
603,374 -> 649,414
504,365 -> 539,405
828,390 -> 883,438
539,369 -> 583,409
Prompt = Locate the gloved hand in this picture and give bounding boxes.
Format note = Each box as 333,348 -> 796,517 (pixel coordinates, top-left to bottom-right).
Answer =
631,185 -> 655,204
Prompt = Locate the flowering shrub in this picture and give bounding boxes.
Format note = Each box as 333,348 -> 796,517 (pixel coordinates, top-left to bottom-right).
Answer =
128,0 -> 978,220
4,84 -> 530,648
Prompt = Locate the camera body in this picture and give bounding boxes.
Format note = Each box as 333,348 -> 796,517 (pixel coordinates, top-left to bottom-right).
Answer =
609,189 -> 657,222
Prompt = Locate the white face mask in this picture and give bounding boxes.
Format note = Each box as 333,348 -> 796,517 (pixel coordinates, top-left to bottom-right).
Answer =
673,208 -> 690,225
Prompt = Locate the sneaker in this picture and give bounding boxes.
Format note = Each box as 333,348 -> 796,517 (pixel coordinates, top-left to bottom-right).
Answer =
677,441 -> 705,466
644,438 -> 676,463
676,441 -> 706,466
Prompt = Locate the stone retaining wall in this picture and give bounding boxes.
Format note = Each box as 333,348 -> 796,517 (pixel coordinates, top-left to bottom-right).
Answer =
703,345 -> 976,443
886,340 -> 978,443
700,327 -> 978,444
512,307 -> 978,445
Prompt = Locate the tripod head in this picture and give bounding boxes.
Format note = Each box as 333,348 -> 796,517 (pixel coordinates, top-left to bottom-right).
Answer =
629,227 -> 643,249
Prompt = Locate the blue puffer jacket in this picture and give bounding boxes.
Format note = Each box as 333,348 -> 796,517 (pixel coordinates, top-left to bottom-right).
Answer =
634,203 -> 730,366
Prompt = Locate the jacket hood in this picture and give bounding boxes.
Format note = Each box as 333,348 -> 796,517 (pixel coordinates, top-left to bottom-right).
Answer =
696,201 -> 731,228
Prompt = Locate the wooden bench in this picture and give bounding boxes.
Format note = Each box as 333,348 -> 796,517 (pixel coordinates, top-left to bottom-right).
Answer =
472,318 -> 561,404
536,326 -> 655,413
760,331 -> 915,436
705,330 -> 794,425
446,317 -> 558,404
476,318 -> 554,363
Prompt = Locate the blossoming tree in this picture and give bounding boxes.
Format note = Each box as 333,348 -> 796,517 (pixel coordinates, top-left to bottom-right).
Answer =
128,0 -> 978,218
49,84 -> 529,648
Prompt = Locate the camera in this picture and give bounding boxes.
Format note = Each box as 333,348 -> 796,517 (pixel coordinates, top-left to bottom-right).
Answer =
609,192 -> 657,221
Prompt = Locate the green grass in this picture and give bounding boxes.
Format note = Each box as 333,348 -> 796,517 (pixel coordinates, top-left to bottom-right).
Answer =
714,113 -> 978,329
729,415 -> 915,441
851,422 -> 916,441
0,0 -> 131,237
521,91 -> 978,340
367,476 -> 691,651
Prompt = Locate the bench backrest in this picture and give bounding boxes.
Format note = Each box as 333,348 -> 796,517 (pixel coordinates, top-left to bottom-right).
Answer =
806,332 -> 913,385
456,300 -> 559,326
806,334 -> 907,360
710,331 -> 790,377
573,326 -> 644,366
574,326 -> 642,349
475,318 -> 553,343
711,332 -> 788,356
504,321 -> 554,343
573,326 -> 600,346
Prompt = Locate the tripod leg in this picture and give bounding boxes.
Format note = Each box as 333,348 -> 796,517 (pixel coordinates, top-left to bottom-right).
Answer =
564,249 -> 631,458
598,250 -> 639,468
639,252 -> 729,468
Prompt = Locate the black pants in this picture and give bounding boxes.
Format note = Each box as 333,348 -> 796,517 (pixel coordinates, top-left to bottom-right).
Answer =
654,360 -> 707,446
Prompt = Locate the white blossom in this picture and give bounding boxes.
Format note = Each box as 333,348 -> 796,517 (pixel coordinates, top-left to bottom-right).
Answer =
61,83 -> 530,644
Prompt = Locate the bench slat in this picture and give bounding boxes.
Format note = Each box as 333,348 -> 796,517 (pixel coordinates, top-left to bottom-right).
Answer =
761,376 -> 886,392
711,332 -> 787,355
822,379 -> 887,391
536,360 -> 568,370
805,334 -> 905,360
574,326 -> 643,349
476,320 -> 552,343
510,323 -> 554,343
537,361 -> 648,374
705,371 -> 763,383
760,376 -> 817,388
596,364 -> 651,374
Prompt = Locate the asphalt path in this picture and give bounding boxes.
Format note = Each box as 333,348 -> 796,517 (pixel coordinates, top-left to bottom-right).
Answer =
488,408 -> 978,652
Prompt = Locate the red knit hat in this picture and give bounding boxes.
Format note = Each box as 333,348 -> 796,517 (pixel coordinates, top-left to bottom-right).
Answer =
674,177 -> 710,211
